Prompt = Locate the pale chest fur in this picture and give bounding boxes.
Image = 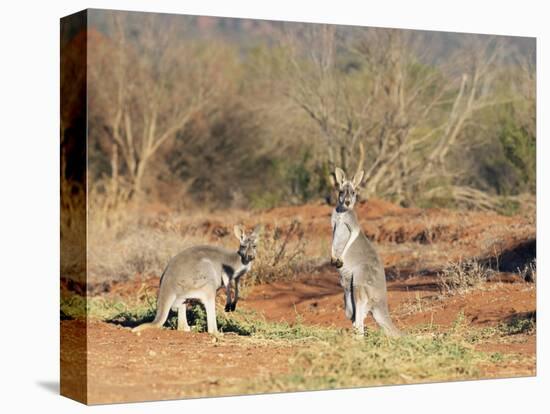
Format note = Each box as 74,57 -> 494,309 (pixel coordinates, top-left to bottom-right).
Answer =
331,209 -> 359,259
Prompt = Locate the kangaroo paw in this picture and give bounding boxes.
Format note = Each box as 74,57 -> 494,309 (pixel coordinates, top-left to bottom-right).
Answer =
230,302 -> 237,312
330,256 -> 344,268
132,323 -> 153,333
224,304 -> 232,312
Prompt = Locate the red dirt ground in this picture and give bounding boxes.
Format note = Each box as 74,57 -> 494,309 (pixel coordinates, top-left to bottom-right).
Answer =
61,271 -> 536,404
79,320 -> 294,404
61,200 -> 536,404
240,270 -> 536,333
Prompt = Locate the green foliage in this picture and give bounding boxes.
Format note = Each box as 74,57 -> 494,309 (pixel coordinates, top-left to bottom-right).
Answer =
498,314 -> 536,336
61,294 -> 156,324
498,113 -> 536,194
466,93 -> 536,200
249,151 -> 324,209
288,151 -> 313,202
249,190 -> 283,210
498,197 -> 521,216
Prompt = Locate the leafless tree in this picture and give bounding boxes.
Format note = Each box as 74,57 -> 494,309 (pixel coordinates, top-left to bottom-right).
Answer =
281,27 -> 507,205
89,13 -> 224,198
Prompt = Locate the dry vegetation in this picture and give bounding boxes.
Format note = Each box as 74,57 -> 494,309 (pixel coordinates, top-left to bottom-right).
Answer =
437,259 -> 495,296
62,11 -> 535,218
249,220 -> 307,284
85,209 -> 312,285
60,197 -> 536,401
62,294 -> 535,403
60,10 -> 536,403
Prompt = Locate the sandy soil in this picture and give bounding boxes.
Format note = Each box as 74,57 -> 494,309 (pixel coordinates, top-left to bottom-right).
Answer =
60,200 -> 536,404
61,272 -> 535,404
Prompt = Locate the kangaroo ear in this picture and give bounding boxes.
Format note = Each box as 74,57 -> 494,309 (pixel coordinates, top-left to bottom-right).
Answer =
251,225 -> 261,239
329,173 -> 337,189
233,225 -> 244,241
334,168 -> 346,187
352,170 -> 364,188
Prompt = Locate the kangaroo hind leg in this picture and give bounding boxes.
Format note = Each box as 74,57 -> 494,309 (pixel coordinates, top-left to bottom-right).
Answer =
177,302 -> 191,332
352,286 -> 368,336
203,292 -> 218,334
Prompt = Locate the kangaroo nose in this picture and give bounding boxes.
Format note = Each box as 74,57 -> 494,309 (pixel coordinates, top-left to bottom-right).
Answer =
345,200 -> 350,206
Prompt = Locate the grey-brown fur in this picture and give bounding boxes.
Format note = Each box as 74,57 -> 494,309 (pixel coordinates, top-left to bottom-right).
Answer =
331,168 -> 401,337
132,225 -> 259,334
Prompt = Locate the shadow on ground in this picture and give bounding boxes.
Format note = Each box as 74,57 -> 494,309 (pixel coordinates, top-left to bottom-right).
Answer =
105,304 -> 253,336
36,381 -> 59,395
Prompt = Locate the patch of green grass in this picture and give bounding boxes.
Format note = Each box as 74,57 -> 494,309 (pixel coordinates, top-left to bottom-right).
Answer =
238,313 -> 524,392
61,293 -> 161,327
214,311 -> 516,392
462,312 -> 536,344
64,293 -> 530,391
187,304 -> 257,335
63,292 -> 342,338
498,314 -> 536,336
194,306 -> 342,340
249,324 -> 511,392
498,198 -> 521,216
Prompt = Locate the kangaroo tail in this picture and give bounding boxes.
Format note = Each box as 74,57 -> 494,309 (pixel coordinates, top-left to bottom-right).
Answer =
132,284 -> 175,333
372,302 -> 403,338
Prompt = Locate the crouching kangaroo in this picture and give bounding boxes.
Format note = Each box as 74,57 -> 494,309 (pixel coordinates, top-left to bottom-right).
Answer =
331,168 -> 401,337
132,225 -> 259,334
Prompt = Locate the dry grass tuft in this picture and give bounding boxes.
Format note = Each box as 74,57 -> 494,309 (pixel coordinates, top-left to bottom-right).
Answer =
88,225 -> 201,283
87,201 -> 214,283
518,259 -> 536,283
437,259 -> 494,295
249,220 -> 307,284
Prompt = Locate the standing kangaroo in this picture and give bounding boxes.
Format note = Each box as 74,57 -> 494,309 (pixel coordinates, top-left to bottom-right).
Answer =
330,168 -> 401,337
132,225 -> 259,334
